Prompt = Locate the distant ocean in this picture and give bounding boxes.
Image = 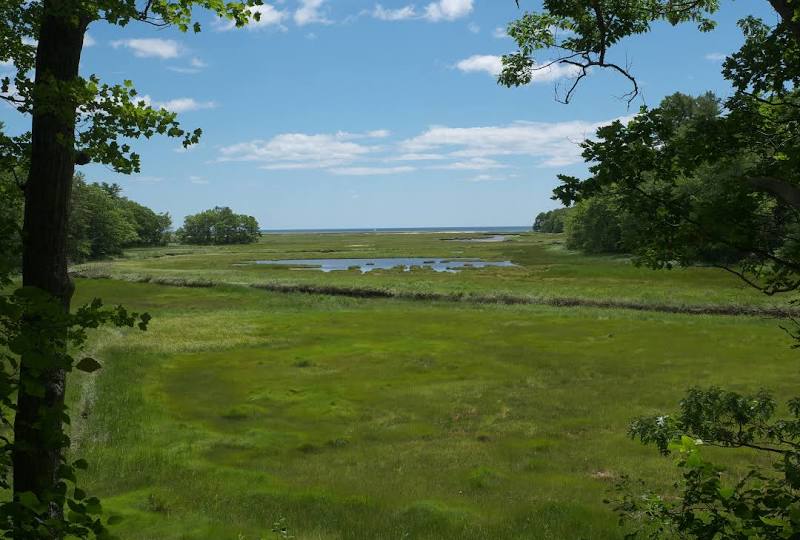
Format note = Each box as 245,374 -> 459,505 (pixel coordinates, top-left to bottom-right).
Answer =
261,226 -> 531,234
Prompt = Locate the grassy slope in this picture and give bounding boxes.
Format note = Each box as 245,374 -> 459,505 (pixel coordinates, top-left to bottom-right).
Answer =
70,232 -> 777,309
68,270 -> 796,539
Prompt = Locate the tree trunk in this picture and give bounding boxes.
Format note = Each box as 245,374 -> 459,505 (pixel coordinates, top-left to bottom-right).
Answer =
13,0 -> 85,527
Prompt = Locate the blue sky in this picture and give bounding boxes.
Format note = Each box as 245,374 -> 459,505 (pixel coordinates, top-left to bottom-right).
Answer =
1,0 -> 779,229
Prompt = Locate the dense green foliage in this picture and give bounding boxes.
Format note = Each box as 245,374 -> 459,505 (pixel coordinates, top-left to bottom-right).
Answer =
1,0 -> 263,533
564,193 -> 629,254
532,207 -> 570,233
0,288 -> 150,538
68,176 -> 171,262
612,388 -> 800,538
0,173 -> 22,277
502,1 -> 800,538
176,206 -> 260,245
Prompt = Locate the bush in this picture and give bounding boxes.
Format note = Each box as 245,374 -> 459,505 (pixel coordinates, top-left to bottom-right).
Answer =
176,206 -> 260,245
532,207 -> 571,233
565,194 -> 631,254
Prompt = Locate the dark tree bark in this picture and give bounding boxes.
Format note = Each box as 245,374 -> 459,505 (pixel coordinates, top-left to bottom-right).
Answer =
13,0 -> 86,525
768,0 -> 800,42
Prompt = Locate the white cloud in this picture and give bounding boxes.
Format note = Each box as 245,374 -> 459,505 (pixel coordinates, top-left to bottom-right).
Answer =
330,166 -> 415,176
469,174 -> 506,182
424,0 -> 473,21
403,118 -> 626,168
367,129 -> 391,138
130,175 -> 163,183
83,33 -> 96,47
525,61 -> 582,82
219,119 -> 629,175
219,132 -> 373,169
218,4 -> 288,31
389,153 -> 446,161
111,38 -> 182,59
168,57 -> 208,74
705,52 -> 727,62
154,98 -> 217,112
434,157 -> 507,170
467,22 -> 480,34
373,4 -> 416,20
493,26 -> 508,39
189,176 -> 209,184
295,0 -> 331,26
456,55 -> 581,82
456,54 -> 503,76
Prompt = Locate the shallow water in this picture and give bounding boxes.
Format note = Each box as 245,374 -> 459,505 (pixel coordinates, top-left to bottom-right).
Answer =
253,257 -> 516,273
448,234 -> 514,243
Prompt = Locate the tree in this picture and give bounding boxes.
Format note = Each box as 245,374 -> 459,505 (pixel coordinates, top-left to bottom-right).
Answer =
177,206 -> 260,245
1,0 -> 260,535
68,176 -> 139,261
564,193 -> 628,254
501,1 -> 800,537
532,207 -> 570,233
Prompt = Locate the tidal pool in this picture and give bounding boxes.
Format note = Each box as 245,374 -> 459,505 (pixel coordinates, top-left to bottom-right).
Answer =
253,257 -> 516,273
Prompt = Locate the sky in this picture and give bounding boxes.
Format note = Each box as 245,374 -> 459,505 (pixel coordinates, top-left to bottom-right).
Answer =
1,0 -> 781,229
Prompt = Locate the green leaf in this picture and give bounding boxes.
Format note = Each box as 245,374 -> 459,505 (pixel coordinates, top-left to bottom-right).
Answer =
107,515 -> 124,525
73,458 -> 89,470
760,515 -> 789,527
17,491 -> 41,511
75,357 -> 102,373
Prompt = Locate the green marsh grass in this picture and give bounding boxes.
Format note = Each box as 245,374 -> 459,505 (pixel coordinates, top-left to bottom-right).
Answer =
70,232 -> 779,310
67,268 -> 798,539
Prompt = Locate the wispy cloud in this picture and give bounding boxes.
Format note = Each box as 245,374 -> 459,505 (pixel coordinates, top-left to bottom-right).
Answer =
83,33 -> 96,47
168,57 -> 208,74
218,130 -> 387,169
218,118 -> 627,176
111,38 -> 183,59
468,174 -> 508,182
373,4 -> 416,20
189,175 -> 209,184
705,52 -> 727,62
492,26 -> 508,39
295,0 -> 331,26
402,119 -> 626,167
433,157 -> 507,170
330,166 -> 415,175
154,98 -> 216,113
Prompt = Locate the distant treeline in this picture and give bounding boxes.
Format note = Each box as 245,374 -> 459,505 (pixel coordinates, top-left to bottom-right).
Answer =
0,170 -> 261,268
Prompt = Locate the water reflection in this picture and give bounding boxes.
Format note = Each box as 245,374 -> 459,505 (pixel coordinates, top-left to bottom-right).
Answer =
253,258 -> 515,273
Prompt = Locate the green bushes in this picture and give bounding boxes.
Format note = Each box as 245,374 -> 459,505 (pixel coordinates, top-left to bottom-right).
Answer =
564,194 -> 632,254
176,206 -> 260,245
532,207 -> 570,233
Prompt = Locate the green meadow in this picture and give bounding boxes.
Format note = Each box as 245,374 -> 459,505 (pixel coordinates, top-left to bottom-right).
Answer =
67,232 -> 798,539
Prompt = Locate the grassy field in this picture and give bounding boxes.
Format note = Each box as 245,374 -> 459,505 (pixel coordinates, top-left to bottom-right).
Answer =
71,232 -> 780,309
65,232 -> 799,539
